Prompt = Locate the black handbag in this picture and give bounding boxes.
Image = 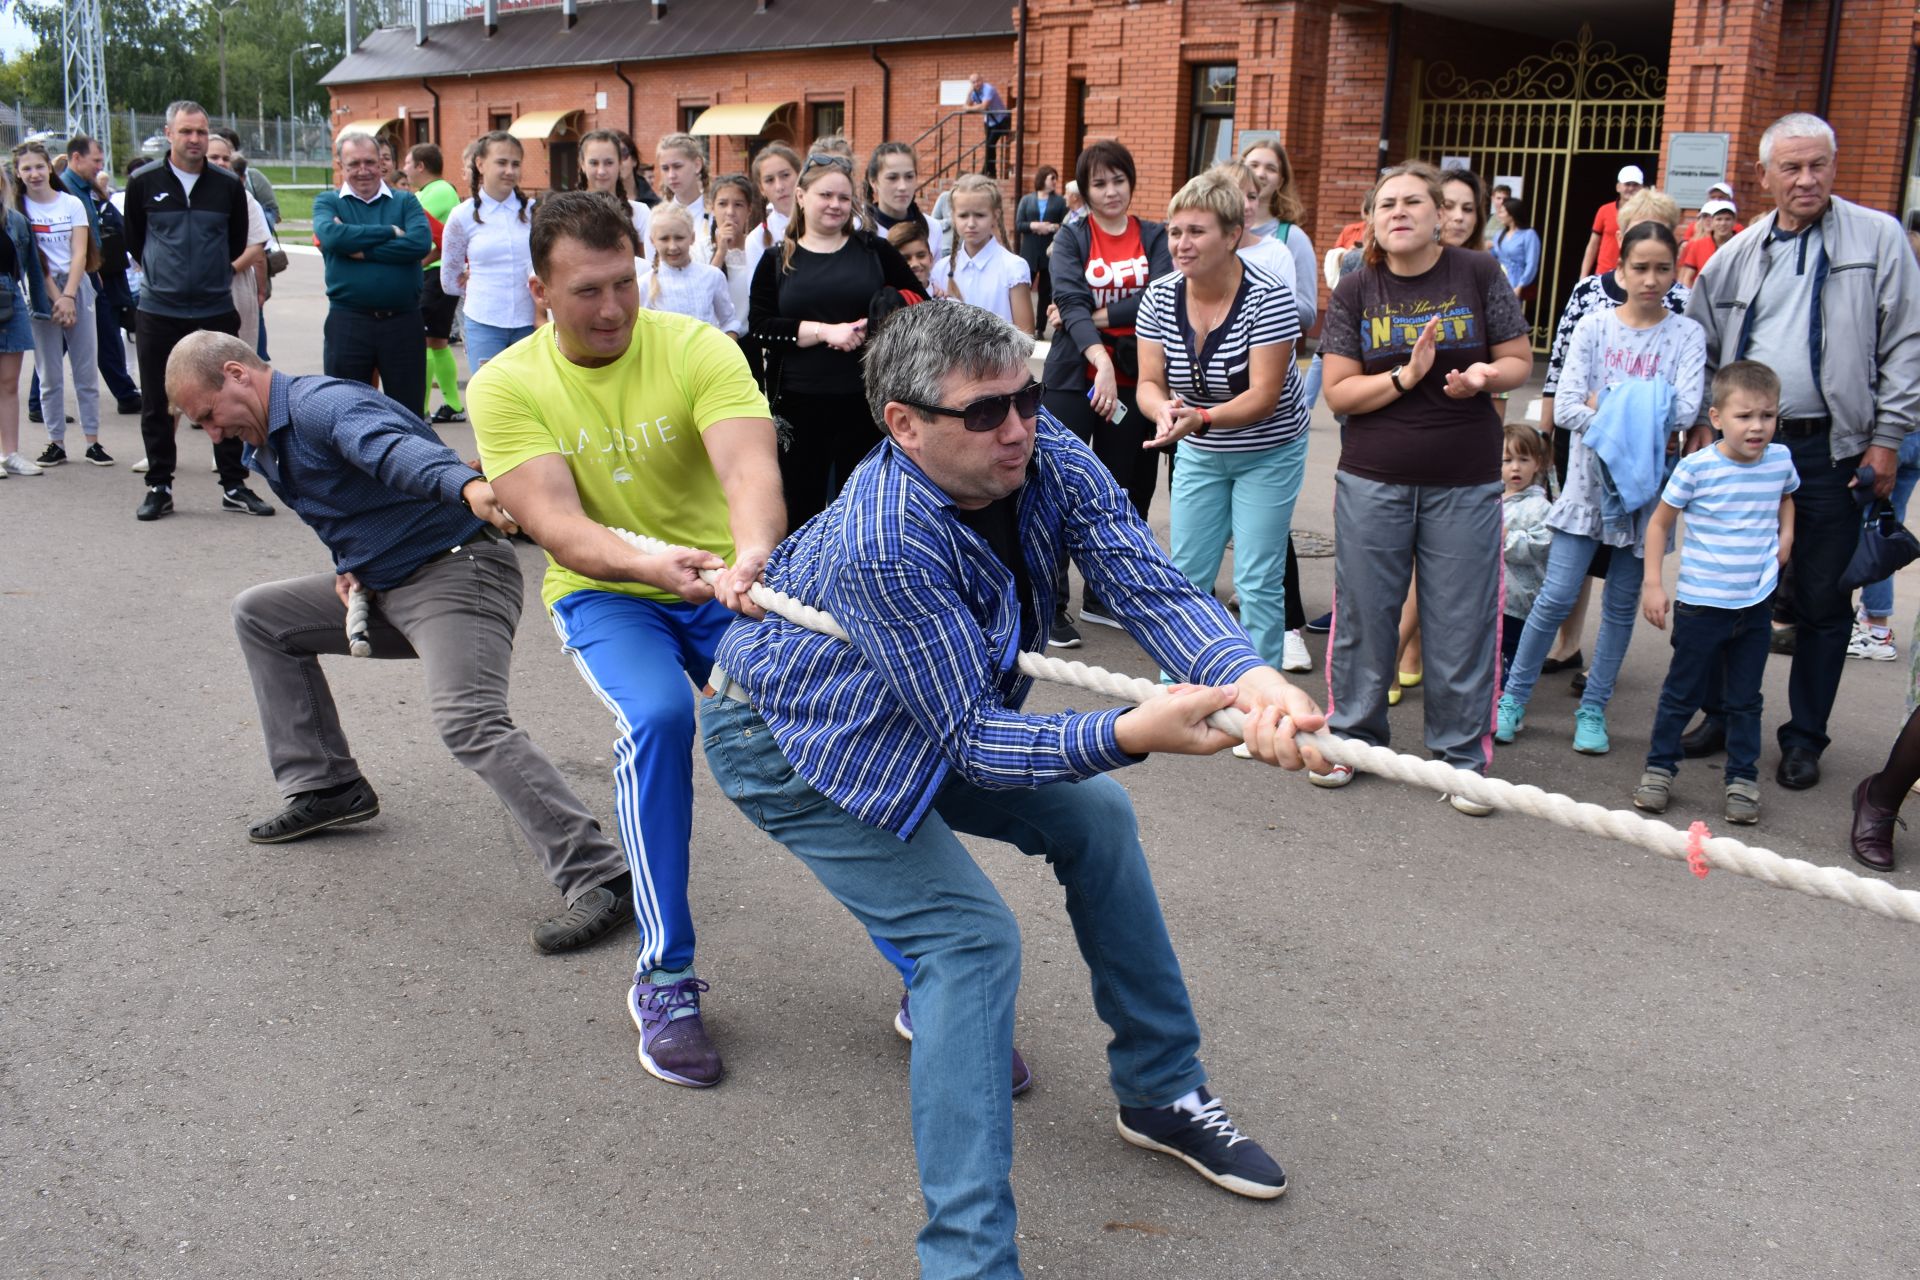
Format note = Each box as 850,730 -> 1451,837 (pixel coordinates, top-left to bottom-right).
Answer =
1840,466 -> 1920,590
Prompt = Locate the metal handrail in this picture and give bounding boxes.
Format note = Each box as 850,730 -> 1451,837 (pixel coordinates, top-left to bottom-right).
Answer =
906,108 -> 1015,201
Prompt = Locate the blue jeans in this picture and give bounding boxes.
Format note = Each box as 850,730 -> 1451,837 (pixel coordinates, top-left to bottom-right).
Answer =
1169,435 -> 1308,668
701,695 -> 1206,1280
549,590 -> 736,973
1859,430 -> 1920,619
1503,530 -> 1643,712
1646,600 -> 1772,782
464,317 -> 536,371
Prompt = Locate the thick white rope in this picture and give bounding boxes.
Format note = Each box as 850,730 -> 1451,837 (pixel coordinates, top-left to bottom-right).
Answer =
608,527 -> 1920,926
345,587 -> 373,658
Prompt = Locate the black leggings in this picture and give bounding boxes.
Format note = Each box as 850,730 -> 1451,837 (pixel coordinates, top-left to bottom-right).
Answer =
1042,385 -> 1159,520
776,389 -> 883,534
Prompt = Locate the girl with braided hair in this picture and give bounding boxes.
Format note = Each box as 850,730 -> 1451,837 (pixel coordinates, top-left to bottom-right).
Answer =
440,132 -> 535,370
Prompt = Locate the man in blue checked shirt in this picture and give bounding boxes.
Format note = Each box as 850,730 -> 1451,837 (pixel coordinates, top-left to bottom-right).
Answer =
703,302 -> 1328,1279
164,331 -> 635,954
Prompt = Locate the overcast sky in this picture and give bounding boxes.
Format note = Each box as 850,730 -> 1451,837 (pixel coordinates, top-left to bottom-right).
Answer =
0,11 -> 38,61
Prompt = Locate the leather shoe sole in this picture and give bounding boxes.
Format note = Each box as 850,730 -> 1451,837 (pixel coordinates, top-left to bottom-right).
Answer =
1776,749 -> 1821,791
531,884 -> 632,953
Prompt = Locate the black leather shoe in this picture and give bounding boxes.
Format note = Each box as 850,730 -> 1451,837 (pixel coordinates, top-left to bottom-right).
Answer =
116,397 -> 143,415
1540,649 -> 1584,674
1680,716 -> 1726,758
248,779 -> 380,844
1776,746 -> 1821,791
222,484 -> 276,517
1849,777 -> 1902,872
135,486 -> 173,521
531,883 -> 633,953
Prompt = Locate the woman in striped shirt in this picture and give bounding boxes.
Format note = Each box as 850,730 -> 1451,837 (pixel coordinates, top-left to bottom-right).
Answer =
1135,170 -> 1310,689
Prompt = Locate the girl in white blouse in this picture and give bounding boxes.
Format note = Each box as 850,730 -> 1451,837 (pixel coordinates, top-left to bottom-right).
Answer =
636,204 -> 735,331
579,128 -> 650,250
706,173 -> 759,337
929,175 -> 1032,330
748,143 -> 799,257
440,132 -> 536,370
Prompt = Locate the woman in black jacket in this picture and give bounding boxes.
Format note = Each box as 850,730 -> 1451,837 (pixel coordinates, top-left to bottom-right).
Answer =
1041,140 -> 1172,638
1014,165 -> 1066,336
749,153 -> 922,531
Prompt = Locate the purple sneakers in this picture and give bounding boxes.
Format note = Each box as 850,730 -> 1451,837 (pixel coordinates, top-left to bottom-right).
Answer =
629,972 -> 722,1088
894,991 -> 1034,1097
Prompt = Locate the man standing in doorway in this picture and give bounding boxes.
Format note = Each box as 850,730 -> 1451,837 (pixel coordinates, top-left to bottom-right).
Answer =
966,73 -> 1012,180
1685,112 -> 1920,790
61,134 -> 142,416
1578,163 -> 1644,279
124,99 -> 275,522
313,131 -> 432,416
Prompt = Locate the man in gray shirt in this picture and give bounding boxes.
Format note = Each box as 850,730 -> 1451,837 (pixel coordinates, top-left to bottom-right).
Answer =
1685,112 -> 1920,791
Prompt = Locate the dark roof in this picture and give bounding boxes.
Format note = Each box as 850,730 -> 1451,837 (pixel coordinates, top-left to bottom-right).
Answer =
321,0 -> 1015,86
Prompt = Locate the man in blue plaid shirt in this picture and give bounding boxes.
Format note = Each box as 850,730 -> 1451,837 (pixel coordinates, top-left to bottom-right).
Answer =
704,302 -> 1327,1279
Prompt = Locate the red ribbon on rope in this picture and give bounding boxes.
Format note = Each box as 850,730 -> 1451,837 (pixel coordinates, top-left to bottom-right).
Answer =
1687,821 -> 1712,879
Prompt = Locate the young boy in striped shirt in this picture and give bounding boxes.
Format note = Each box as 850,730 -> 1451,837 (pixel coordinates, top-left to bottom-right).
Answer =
1635,360 -> 1798,825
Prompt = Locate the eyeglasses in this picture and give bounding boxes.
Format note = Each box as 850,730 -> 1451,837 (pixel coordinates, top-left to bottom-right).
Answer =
898,380 -> 1043,432
801,153 -> 853,176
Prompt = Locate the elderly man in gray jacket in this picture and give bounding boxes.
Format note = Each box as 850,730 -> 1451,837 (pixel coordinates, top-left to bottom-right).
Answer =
1683,112 -> 1920,791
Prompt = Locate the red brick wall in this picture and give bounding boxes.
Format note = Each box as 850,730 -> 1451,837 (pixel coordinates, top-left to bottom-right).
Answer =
327,37 -> 1013,195
1664,0 -> 1918,219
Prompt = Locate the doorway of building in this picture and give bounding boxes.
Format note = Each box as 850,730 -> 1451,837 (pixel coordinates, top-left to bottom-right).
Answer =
1410,25 -> 1665,351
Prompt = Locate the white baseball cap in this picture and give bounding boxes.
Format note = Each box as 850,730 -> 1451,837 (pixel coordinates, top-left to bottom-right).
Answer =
1617,164 -> 1646,184
1700,198 -> 1737,216
1708,180 -> 1734,197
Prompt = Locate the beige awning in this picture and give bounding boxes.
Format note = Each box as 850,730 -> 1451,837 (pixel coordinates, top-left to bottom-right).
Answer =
507,109 -> 584,141
687,101 -> 793,137
336,117 -> 398,138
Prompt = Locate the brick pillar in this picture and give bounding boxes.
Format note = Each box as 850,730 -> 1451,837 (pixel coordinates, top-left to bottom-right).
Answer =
1314,6 -> 1396,261
1661,0 -> 1784,218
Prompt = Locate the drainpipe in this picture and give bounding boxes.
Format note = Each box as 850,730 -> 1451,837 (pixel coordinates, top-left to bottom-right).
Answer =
1013,0 -> 1027,192
1816,0 -> 1844,118
422,78 -> 440,146
484,0 -> 498,38
613,62 -> 636,134
563,0 -> 577,30
1377,4 -> 1402,174
869,45 -> 892,140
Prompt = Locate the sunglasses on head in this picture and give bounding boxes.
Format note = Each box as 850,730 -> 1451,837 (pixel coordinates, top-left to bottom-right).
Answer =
899,380 -> 1043,432
801,153 -> 853,176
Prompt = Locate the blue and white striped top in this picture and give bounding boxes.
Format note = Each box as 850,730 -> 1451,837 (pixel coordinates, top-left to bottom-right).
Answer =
713,409 -> 1266,837
1661,441 -> 1800,608
1134,262 -> 1309,453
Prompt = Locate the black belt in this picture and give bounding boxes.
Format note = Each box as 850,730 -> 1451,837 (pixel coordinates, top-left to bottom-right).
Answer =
443,525 -> 502,558
346,305 -> 419,321
1777,416 -> 1831,439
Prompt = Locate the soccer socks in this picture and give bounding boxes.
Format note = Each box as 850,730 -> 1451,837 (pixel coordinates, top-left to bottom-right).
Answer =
426,346 -> 464,414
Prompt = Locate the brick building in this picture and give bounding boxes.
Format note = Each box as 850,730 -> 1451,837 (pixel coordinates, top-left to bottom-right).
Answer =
325,0 -> 1920,335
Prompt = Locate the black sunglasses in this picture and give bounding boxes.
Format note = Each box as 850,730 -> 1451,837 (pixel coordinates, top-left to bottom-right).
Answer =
899,380 -> 1043,432
801,153 -> 853,176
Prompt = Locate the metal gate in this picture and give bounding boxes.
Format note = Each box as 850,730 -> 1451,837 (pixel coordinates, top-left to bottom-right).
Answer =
1410,25 -> 1665,351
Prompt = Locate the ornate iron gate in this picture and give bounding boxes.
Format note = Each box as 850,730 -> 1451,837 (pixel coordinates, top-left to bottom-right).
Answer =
1410,26 -> 1665,351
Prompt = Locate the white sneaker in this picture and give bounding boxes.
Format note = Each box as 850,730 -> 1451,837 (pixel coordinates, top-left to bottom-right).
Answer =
131,456 -> 149,473
1282,630 -> 1313,672
2,451 -> 43,476
1445,793 -> 1493,816
1308,763 -> 1354,788
1848,628 -> 1897,662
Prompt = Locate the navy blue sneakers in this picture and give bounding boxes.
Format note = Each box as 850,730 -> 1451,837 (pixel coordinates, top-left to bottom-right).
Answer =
1116,1087 -> 1287,1199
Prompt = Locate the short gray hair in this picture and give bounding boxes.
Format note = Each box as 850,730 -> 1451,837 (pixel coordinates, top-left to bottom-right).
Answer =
1759,113 -> 1836,166
165,330 -> 265,402
335,131 -> 380,162
165,100 -> 208,126
862,301 -> 1035,429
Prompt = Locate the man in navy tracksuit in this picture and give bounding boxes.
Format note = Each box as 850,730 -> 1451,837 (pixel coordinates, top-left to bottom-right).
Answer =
124,99 -> 274,521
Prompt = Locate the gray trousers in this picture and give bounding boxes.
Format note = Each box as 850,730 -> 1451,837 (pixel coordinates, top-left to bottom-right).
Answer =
1328,472 -> 1503,773
231,537 -> 625,904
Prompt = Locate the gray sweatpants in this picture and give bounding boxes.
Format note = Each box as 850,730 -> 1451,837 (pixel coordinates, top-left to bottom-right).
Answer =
1327,472 -> 1503,773
230,537 -> 625,904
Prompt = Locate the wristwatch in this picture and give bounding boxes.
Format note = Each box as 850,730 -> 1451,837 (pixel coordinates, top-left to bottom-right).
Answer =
1389,365 -> 1408,393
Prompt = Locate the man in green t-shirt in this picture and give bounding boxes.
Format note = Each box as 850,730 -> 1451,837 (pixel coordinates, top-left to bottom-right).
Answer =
470,191 -> 782,1090
402,143 -> 466,424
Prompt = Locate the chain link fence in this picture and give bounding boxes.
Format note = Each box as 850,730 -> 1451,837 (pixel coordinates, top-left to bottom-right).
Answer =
4,104 -> 333,173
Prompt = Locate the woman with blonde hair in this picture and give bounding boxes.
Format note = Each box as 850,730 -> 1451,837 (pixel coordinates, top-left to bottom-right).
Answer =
1316,160 -> 1533,803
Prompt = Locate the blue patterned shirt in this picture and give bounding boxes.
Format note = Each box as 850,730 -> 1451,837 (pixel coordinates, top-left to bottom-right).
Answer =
714,409 -> 1265,838
245,372 -> 487,590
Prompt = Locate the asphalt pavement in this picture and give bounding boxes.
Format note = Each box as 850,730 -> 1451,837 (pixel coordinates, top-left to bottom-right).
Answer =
5,253 -> 1920,1278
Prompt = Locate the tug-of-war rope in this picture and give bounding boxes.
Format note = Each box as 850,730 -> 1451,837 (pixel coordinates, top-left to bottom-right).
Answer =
352,531 -> 1920,927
